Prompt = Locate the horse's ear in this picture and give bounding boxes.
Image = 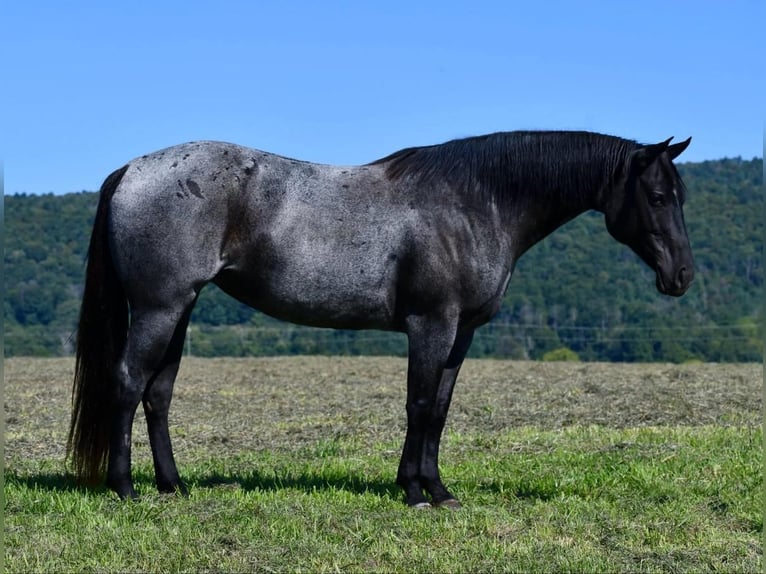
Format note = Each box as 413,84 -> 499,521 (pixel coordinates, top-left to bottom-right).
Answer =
666,137 -> 692,160
629,137 -> 673,173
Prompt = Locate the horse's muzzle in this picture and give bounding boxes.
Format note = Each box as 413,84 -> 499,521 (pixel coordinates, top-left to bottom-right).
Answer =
656,265 -> 693,297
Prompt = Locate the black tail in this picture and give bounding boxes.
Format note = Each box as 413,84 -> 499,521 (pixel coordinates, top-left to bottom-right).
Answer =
66,165 -> 130,485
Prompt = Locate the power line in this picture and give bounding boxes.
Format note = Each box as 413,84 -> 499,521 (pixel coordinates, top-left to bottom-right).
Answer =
185,323 -> 758,344
483,322 -> 759,332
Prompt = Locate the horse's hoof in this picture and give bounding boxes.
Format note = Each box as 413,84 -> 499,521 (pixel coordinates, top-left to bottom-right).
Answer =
435,498 -> 462,510
411,501 -> 432,510
159,482 -> 189,497
115,489 -> 139,501
108,481 -> 138,501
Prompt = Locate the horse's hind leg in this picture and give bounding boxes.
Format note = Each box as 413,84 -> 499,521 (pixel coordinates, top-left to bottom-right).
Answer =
107,301 -> 194,499
142,303 -> 196,495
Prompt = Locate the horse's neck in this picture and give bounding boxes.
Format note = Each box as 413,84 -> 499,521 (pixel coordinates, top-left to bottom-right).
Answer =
503,163 -> 606,259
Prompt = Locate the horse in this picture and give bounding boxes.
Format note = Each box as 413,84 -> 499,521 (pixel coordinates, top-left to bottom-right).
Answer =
67,130 -> 694,508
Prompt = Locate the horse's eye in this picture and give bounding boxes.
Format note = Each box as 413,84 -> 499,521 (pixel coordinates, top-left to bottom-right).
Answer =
648,192 -> 665,207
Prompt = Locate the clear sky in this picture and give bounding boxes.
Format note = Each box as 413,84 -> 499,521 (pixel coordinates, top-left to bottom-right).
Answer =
3,1 -> 763,195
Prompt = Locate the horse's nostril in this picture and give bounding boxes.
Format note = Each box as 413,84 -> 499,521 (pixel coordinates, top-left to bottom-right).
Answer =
677,266 -> 692,287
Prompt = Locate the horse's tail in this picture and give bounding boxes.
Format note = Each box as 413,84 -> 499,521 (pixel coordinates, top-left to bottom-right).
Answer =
66,165 -> 130,485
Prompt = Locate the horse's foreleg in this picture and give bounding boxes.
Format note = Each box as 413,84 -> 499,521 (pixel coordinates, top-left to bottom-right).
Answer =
419,328 -> 474,508
398,314 -> 462,507
107,306 -> 190,499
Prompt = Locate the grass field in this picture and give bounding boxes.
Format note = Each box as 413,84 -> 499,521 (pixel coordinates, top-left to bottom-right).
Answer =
4,357 -> 763,572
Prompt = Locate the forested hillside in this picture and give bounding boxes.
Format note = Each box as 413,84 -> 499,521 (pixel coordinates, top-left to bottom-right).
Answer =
4,157 -> 762,361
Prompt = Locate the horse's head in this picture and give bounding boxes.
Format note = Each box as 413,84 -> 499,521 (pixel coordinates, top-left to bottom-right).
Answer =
605,137 -> 694,296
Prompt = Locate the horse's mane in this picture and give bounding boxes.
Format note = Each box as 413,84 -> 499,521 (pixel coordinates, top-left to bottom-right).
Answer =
369,131 -> 640,207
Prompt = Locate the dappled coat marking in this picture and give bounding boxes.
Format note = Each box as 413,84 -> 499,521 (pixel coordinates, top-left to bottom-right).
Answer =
68,130 -> 694,507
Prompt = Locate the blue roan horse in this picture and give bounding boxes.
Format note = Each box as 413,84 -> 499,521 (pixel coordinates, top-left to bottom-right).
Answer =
68,130 -> 693,507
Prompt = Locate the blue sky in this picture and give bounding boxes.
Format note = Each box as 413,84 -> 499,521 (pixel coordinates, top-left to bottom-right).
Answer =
3,1 -> 763,195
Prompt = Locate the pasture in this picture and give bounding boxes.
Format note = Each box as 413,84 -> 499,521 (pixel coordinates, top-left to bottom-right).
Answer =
4,357 -> 762,572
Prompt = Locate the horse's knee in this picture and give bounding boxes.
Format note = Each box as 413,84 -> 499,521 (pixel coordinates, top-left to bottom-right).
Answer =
406,398 -> 433,417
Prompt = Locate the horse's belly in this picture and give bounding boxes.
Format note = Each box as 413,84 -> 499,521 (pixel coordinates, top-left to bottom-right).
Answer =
214,261 -> 397,331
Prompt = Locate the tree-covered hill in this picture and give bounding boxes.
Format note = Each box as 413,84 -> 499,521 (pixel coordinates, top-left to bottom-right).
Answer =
4,157 -> 762,361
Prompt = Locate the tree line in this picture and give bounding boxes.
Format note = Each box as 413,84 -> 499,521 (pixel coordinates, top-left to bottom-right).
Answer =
4,157 -> 762,362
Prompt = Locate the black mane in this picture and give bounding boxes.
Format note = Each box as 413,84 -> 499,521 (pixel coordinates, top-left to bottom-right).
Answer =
370,130 -> 640,207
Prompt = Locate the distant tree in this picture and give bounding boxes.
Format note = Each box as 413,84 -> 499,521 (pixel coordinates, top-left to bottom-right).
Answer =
4,159 -> 763,361
541,347 -> 581,362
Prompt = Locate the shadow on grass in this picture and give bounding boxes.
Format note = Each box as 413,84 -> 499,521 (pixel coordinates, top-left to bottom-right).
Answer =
6,469 -> 561,504
5,468 -> 402,502
5,470 -> 96,494
190,469 -> 402,501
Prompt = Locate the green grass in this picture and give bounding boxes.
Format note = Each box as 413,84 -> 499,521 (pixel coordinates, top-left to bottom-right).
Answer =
5,357 -> 761,571
6,425 -> 761,573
